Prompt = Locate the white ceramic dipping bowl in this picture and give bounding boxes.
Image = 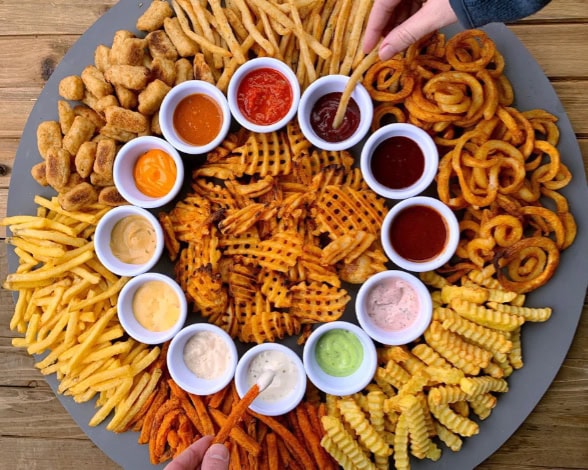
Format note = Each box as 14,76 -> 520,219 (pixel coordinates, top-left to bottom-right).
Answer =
227,57 -> 300,133
159,80 -> 231,155
234,343 -> 306,416
113,135 -> 184,208
381,196 -> 460,272
356,270 -> 433,345
298,74 -> 373,151
360,123 -> 439,200
167,323 -> 238,395
94,205 -> 164,277
117,272 -> 187,345
303,321 -> 377,396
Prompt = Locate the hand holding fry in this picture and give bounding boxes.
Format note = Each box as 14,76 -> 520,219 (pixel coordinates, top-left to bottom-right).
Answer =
363,0 -> 458,60
164,436 -> 229,470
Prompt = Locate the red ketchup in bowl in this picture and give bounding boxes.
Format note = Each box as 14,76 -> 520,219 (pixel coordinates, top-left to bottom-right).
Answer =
237,67 -> 293,126
389,204 -> 447,261
370,136 -> 425,189
309,92 -> 360,143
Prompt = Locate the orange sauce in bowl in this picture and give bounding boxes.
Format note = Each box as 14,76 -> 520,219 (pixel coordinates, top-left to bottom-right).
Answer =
133,149 -> 177,198
173,93 -> 223,146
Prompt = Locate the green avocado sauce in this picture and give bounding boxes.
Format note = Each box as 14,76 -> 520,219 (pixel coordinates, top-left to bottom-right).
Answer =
315,328 -> 363,377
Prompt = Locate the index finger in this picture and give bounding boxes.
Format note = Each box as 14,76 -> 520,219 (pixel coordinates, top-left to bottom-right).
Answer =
165,435 -> 214,470
363,0 -> 402,53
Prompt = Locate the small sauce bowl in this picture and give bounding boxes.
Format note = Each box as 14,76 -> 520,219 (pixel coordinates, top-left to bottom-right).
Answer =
234,343 -> 306,416
360,123 -> 439,200
227,57 -> 300,133
298,74 -> 373,151
94,205 -> 164,277
117,272 -> 187,345
303,321 -> 377,396
113,135 -> 184,208
356,270 -> 433,345
381,196 -> 459,272
159,80 -> 231,155
167,323 -> 238,395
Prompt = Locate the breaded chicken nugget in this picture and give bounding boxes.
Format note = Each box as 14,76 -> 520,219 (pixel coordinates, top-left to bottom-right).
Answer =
45,147 -> 72,190
138,79 -> 171,115
57,100 -> 75,134
58,75 -> 85,101
75,141 -> 97,178
112,37 -> 146,66
150,57 -> 176,87
146,30 -> 179,61
31,161 -> 48,186
62,115 -> 96,155
136,0 -> 173,32
36,121 -> 63,159
93,138 -> 117,178
114,84 -> 138,110
58,182 -> 99,212
175,58 -> 194,85
105,65 -> 150,90
94,44 -> 112,73
81,65 -> 113,99
99,185 -> 129,206
104,106 -> 149,134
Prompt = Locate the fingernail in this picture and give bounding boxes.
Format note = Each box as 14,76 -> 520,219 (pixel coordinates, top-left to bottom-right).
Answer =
379,44 -> 394,60
208,444 -> 230,462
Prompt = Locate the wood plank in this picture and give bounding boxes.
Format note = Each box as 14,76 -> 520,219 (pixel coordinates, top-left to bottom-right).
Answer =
0,1 -> 117,36
0,88 -> 43,139
552,81 -> 588,135
509,24 -> 588,78
1,436 -> 118,470
0,36 -> 79,87
524,1 -> 588,21
480,363 -> 588,468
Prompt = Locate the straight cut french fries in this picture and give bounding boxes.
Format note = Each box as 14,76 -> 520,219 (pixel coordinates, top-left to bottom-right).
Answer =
3,197 -> 162,429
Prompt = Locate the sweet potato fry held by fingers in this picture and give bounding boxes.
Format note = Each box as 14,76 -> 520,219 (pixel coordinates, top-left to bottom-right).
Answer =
212,383 -> 260,445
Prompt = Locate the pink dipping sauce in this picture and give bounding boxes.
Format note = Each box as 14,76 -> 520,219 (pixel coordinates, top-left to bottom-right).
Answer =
365,277 -> 419,331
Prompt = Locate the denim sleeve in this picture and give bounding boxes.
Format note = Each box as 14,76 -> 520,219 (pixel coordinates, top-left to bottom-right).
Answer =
448,0 -> 552,28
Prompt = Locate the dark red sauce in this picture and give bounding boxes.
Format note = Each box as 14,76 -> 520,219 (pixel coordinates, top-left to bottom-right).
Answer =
310,92 -> 361,142
389,205 -> 447,262
370,136 -> 425,189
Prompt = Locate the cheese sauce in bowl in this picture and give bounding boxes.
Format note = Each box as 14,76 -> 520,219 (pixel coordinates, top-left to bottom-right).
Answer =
117,272 -> 187,345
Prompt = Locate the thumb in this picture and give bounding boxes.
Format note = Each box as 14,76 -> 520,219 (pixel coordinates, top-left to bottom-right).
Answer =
201,443 -> 230,470
379,0 -> 457,60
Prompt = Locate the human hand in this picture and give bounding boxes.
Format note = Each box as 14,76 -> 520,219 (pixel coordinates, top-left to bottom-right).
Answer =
164,436 -> 230,470
363,0 -> 458,60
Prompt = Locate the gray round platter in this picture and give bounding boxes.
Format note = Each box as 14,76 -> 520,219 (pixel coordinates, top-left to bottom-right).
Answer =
7,1 -> 588,469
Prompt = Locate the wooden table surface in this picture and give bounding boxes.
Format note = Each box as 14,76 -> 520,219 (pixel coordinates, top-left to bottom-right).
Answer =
1,1 -> 587,469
